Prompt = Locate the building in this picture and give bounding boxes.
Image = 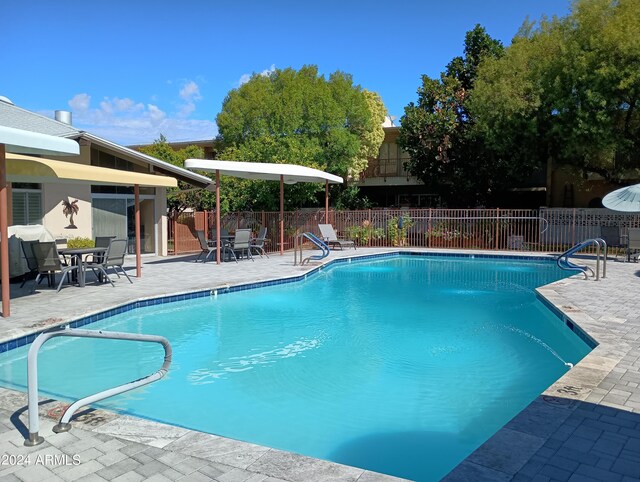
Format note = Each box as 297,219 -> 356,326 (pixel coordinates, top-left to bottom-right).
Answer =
0,98 -> 211,256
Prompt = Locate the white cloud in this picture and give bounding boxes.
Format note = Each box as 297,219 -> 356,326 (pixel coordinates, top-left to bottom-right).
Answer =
147,104 -> 166,122
179,81 -> 201,101
68,93 -> 91,112
63,92 -> 216,145
238,64 -> 276,86
99,97 -> 144,114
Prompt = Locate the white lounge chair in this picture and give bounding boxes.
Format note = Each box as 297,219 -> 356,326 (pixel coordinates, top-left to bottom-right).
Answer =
318,224 -> 356,250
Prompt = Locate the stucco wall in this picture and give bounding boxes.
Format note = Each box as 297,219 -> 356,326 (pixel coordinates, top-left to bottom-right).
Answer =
43,184 -> 92,240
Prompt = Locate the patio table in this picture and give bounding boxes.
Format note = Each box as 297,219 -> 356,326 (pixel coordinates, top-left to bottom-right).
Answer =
58,247 -> 107,287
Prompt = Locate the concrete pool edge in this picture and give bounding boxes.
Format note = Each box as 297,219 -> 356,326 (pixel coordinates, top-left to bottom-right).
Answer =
0,248 -> 626,481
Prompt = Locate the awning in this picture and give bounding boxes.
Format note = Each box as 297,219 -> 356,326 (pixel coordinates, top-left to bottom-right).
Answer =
0,125 -> 80,156
7,153 -> 177,187
185,159 -> 343,184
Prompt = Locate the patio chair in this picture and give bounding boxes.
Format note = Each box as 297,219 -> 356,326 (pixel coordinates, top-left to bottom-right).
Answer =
106,239 -> 132,283
83,240 -> 116,287
30,241 -> 82,293
210,228 -> 230,241
627,228 -> 640,262
20,240 -> 41,288
318,224 -> 356,250
230,229 -> 254,262
195,230 -> 216,263
599,225 -> 624,259
250,227 -> 269,258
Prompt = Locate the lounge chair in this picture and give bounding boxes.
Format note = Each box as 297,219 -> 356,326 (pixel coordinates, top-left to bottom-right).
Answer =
195,230 -> 216,263
30,241 -> 83,292
318,224 -> 356,250
250,227 -> 269,258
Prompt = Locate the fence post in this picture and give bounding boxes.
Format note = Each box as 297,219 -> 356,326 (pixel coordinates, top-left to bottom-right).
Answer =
427,208 -> 432,248
173,217 -> 178,255
495,208 -> 500,250
572,208 -> 576,246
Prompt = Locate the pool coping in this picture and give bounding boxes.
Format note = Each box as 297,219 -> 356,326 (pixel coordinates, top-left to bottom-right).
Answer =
0,249 -> 618,481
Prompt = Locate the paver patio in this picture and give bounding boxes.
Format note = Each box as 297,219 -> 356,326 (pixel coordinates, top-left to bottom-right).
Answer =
0,248 -> 638,481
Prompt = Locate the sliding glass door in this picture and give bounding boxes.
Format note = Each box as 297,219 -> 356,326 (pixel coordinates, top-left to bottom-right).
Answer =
92,196 -> 156,254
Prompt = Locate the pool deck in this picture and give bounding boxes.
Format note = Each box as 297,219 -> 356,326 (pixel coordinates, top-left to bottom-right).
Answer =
0,248 -> 638,481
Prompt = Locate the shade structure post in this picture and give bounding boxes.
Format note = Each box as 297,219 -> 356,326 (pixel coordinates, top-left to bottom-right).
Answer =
134,184 -> 141,278
325,179 -> 329,223
280,175 -> 284,256
216,170 -> 221,264
0,144 -> 9,317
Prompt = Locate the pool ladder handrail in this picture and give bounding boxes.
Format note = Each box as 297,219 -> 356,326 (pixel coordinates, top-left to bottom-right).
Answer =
293,232 -> 330,266
557,238 -> 607,281
24,325 -> 172,447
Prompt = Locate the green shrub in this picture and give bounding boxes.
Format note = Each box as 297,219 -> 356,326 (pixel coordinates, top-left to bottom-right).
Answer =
388,214 -> 414,246
66,237 -> 95,248
345,221 -> 384,246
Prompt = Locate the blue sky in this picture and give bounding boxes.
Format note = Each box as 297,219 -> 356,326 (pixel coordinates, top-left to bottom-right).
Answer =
2,0 -> 570,146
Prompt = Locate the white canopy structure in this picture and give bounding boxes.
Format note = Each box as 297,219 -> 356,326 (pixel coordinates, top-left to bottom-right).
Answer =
185,159 -> 343,262
1,127 -> 80,317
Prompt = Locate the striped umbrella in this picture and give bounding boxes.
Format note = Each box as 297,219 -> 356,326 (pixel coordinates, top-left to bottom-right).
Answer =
602,184 -> 640,212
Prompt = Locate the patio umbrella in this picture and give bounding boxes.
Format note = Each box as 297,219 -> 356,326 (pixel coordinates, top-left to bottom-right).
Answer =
184,159 -> 343,263
0,126 -> 80,317
602,183 -> 640,212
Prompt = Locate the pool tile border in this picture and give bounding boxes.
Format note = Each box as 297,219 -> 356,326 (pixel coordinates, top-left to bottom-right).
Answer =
0,250 -> 581,356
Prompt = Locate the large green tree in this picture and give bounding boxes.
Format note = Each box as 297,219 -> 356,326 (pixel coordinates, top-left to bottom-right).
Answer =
138,136 -> 216,218
216,65 -> 384,210
470,0 -> 640,184
398,25 -> 505,206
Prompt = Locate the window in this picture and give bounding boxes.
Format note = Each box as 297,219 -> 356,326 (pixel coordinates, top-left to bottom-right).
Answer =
12,186 -> 42,225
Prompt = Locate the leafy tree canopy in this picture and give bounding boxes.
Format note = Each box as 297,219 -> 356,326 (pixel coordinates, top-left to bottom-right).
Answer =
138,135 -> 216,217
398,25 -> 505,206
470,0 -> 640,183
216,65 -> 385,210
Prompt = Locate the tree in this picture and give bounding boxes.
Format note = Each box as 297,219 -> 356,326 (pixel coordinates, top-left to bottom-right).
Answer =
216,65 -> 385,210
398,25 -> 505,206
470,0 -> 640,185
353,90 -> 388,180
138,135 -> 216,218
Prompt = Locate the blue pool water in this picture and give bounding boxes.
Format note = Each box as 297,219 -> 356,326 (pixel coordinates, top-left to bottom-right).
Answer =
0,256 -> 591,481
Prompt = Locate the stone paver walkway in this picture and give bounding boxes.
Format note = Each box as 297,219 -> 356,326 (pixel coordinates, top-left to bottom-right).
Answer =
0,248 -> 639,481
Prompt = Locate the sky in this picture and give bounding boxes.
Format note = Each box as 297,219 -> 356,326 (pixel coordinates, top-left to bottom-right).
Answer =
2,0 -> 571,146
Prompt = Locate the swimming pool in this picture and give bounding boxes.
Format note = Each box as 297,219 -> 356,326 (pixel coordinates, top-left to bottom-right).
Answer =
0,255 -> 591,481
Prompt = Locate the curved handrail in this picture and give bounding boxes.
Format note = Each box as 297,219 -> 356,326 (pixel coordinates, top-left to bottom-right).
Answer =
557,238 -> 607,281
294,232 -> 330,266
25,326 -> 172,446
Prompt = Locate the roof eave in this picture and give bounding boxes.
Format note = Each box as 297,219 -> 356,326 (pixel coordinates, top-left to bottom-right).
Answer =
82,133 -> 212,188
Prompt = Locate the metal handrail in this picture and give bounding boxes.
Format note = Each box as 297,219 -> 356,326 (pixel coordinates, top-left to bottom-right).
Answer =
557,238 -> 607,281
294,232 -> 330,266
25,326 -> 172,446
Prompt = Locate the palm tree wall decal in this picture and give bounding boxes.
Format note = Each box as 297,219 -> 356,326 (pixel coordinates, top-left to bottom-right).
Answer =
62,199 -> 79,229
